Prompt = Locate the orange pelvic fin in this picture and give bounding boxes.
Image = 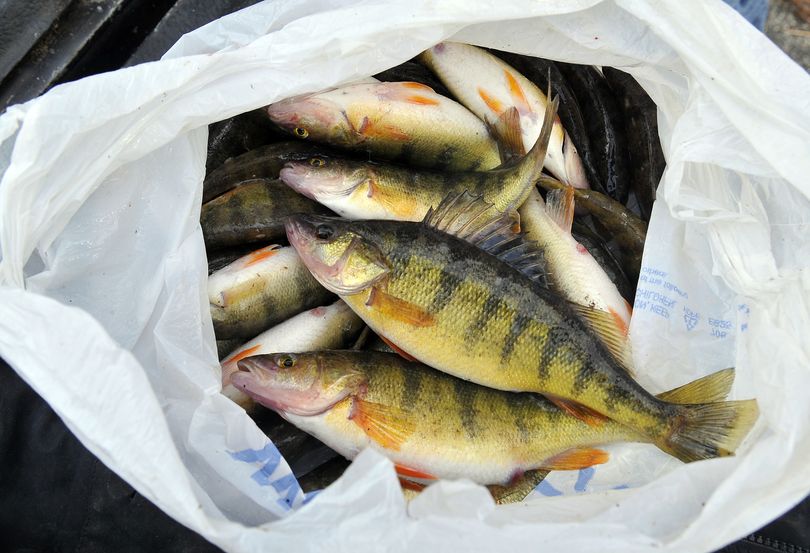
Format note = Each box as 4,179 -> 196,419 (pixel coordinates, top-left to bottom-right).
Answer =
478,87 -> 505,115
406,94 -> 440,106
504,70 -> 532,115
402,82 -> 435,91
380,335 -> 418,362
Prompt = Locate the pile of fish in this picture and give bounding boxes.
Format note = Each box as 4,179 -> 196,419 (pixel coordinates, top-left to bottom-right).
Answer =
202,42 -> 758,503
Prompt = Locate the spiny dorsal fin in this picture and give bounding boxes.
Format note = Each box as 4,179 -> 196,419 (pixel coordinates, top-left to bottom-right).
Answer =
568,302 -> 635,377
545,186 -> 575,234
423,191 -> 551,287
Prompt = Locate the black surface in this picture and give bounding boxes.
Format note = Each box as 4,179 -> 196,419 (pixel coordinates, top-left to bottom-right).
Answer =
0,1 -> 808,551
0,359 -> 223,553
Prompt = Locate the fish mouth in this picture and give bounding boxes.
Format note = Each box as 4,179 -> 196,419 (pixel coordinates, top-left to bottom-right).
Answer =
280,165 -> 318,200
280,162 -> 367,202
232,356 -> 351,416
285,215 -> 359,295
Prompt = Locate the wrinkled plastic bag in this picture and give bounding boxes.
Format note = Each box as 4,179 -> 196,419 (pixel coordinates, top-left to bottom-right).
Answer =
1,0 -> 809,551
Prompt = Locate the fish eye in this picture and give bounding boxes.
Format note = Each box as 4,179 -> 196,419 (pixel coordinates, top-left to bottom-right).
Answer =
316,224 -> 335,240
309,157 -> 326,167
278,355 -> 296,368
293,127 -> 309,138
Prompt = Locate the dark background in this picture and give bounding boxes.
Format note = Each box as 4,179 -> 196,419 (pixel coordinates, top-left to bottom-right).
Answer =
0,1 -> 808,552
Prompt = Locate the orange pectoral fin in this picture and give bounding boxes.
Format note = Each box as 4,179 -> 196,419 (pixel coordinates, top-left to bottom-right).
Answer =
395,463 -> 436,481
366,179 -> 420,219
546,396 -> 610,427
349,397 -> 415,452
366,287 -> 435,328
358,117 -> 410,142
380,336 -> 418,362
541,448 -> 609,471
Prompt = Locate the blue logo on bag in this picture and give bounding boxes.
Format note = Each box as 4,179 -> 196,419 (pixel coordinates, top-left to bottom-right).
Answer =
683,307 -> 699,331
229,443 -> 304,510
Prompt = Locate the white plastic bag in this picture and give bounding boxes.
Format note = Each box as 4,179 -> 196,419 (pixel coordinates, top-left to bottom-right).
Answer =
1,1 -> 809,551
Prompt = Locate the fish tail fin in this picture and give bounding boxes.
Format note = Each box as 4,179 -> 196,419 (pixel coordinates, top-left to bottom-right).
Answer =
664,399 -> 759,462
499,92 -> 559,209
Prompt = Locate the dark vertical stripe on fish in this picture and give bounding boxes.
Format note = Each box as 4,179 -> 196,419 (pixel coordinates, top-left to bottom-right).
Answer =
429,270 -> 459,313
501,313 -> 530,361
512,403 -> 531,443
401,370 -> 423,411
453,379 -> 477,438
464,293 -> 504,345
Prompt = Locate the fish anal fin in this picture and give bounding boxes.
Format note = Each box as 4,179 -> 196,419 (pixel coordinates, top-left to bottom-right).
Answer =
366,287 -> 435,328
380,335 -> 418,362
568,303 -> 635,377
541,448 -> 609,471
349,398 -> 415,451
545,186 -> 575,234
395,463 -> 436,481
487,469 -> 549,504
547,395 -> 610,427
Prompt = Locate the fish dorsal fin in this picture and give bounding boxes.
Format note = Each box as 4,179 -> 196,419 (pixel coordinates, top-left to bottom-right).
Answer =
423,191 -> 551,287
490,106 -> 524,163
568,302 -> 635,376
545,186 -> 575,233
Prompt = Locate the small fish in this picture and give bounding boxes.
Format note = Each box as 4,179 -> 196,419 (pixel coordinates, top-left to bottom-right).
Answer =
234,351 -> 647,485
419,42 -> 588,188
285,193 -> 758,462
602,67 -> 666,221
556,63 -> 631,202
537,175 -> 647,281
200,178 -> 333,250
220,300 -> 364,408
208,245 -> 333,340
266,81 -> 501,171
203,141 -> 339,203
206,108 -> 286,174
494,52 -> 603,196
519,187 -> 633,370
279,96 -> 557,221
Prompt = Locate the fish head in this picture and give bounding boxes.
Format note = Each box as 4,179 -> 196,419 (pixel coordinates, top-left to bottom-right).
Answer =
232,353 -> 366,416
286,214 -> 389,295
267,95 -> 355,145
280,156 -> 371,202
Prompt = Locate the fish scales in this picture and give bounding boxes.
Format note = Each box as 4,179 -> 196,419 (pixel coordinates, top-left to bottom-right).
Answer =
236,351 -> 639,484
340,223 -> 669,434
